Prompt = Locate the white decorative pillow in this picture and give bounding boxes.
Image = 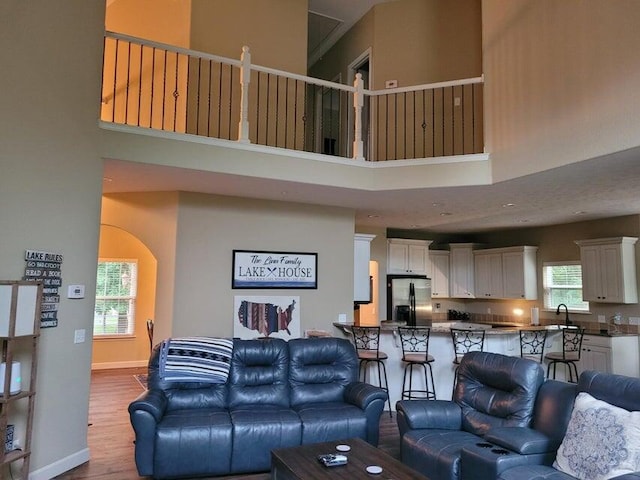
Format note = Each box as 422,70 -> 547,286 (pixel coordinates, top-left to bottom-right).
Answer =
553,392 -> 640,480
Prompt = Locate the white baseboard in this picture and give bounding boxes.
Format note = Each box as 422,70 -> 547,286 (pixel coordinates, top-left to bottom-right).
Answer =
29,447 -> 90,480
91,360 -> 148,370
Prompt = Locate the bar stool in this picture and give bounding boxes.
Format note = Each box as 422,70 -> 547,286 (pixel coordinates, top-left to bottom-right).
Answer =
351,326 -> 391,416
450,328 -> 485,397
398,326 -> 436,400
519,328 -> 548,363
545,326 -> 585,383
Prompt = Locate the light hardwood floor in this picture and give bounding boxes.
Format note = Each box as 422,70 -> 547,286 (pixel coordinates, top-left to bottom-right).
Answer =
54,368 -> 401,479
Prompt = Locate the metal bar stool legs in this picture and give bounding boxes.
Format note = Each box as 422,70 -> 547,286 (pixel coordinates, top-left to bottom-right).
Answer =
352,326 -> 392,417
398,327 -> 436,401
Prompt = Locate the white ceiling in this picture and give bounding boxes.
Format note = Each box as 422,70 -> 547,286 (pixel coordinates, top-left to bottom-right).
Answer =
102,144 -> 640,234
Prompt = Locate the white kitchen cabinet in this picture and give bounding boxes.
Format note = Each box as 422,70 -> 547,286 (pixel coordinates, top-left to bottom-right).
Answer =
578,334 -> 639,377
387,239 -> 432,275
502,246 -> 538,299
429,250 -> 449,298
474,251 -> 503,298
575,237 -> 638,304
354,234 -> 375,303
449,244 -> 477,298
474,246 -> 538,300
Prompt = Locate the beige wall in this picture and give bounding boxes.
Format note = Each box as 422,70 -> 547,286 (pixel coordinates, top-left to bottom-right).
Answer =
373,0 -> 482,88
172,193 -> 355,337
101,193 -> 179,345
190,0 -> 308,74
310,0 -> 482,88
483,0 -> 640,181
105,0 -> 191,46
93,225 -> 157,367
102,192 -> 356,341
0,0 -> 104,476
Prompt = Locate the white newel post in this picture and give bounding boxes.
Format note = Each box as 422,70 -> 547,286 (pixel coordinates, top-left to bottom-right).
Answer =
238,46 -> 251,144
352,73 -> 364,161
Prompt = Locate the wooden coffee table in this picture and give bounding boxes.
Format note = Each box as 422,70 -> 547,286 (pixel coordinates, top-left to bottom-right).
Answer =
271,437 -> 429,479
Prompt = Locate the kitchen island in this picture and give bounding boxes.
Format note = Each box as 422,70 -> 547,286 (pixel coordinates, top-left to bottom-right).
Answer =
333,322 -> 565,409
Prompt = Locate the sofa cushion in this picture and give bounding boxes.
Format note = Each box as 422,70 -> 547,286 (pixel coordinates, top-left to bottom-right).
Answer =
294,401 -> 367,443
230,406 -> 302,473
402,429 -> 487,480
228,338 -> 290,408
154,408 -> 233,478
288,337 -> 358,406
554,392 -> 640,480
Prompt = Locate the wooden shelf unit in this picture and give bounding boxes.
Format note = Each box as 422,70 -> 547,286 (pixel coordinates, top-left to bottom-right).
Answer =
0,280 -> 42,479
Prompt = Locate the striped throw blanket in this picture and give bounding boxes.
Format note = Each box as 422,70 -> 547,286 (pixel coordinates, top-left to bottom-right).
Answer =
159,337 -> 234,383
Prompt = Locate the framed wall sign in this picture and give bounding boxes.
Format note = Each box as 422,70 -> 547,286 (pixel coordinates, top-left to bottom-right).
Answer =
232,250 -> 317,289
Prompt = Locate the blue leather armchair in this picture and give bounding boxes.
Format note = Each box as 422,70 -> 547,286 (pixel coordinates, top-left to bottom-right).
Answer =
129,337 -> 387,479
396,351 -> 545,480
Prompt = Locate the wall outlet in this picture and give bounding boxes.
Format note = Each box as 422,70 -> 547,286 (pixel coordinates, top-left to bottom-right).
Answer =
337,313 -> 347,324
629,317 -> 640,325
487,308 -> 491,314
598,315 -> 606,323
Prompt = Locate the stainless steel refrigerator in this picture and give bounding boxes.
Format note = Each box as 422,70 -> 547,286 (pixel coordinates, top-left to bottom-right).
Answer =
386,275 -> 432,326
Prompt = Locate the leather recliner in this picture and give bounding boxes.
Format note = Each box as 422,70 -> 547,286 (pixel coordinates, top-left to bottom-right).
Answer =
129,337 -> 388,479
396,351 -> 545,480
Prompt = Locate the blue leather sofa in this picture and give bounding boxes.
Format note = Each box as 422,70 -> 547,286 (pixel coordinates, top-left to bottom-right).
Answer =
397,351 -> 640,480
129,337 -> 388,479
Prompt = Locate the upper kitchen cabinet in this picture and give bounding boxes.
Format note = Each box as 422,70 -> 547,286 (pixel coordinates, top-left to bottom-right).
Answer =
429,250 -> 450,298
354,234 -> 375,303
474,246 -> 538,300
387,239 -> 432,275
449,243 -> 477,298
474,250 -> 504,298
575,237 -> 638,304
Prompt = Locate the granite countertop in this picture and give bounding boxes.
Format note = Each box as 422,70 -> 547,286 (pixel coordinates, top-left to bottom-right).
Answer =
333,321 -> 638,337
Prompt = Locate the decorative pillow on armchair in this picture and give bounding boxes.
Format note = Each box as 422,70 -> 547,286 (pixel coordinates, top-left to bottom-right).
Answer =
553,392 -> 640,480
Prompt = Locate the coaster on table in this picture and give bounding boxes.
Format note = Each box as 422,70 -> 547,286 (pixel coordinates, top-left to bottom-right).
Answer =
336,444 -> 351,452
366,465 -> 383,474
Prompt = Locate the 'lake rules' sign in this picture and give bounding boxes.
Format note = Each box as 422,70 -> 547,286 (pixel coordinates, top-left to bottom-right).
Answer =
232,250 -> 317,289
23,249 -> 63,328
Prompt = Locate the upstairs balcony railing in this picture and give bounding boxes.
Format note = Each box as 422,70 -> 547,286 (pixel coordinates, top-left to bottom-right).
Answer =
101,31 -> 484,162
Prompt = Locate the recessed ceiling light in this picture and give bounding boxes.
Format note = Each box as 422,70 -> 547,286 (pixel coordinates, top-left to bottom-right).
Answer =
502,203 -> 516,208
439,212 -> 452,216
432,202 -> 443,207
518,219 -> 530,223
367,214 -> 380,218
103,177 -> 113,182
410,224 -> 421,228
573,211 -> 587,215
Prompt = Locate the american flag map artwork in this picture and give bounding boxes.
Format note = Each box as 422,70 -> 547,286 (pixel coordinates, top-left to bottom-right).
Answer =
233,296 -> 300,339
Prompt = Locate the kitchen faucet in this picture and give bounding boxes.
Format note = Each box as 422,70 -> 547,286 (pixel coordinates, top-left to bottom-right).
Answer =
556,303 -> 572,326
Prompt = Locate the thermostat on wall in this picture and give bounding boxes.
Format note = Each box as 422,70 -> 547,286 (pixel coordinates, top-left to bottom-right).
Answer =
67,284 -> 85,299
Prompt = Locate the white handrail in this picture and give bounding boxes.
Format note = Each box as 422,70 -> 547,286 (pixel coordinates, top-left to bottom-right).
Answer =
366,75 -> 484,96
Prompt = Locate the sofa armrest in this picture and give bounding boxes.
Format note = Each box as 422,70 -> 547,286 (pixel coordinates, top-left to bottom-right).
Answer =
344,381 -> 388,410
128,389 -> 168,476
128,388 -> 168,422
396,400 -> 462,436
485,427 -> 558,455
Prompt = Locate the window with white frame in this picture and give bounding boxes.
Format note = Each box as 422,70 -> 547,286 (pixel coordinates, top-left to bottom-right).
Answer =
94,259 -> 138,336
543,262 -> 589,311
